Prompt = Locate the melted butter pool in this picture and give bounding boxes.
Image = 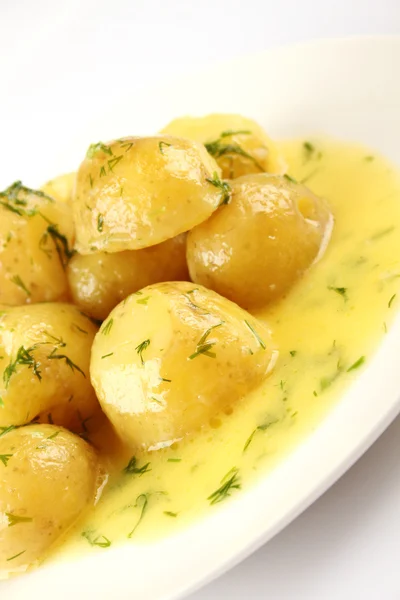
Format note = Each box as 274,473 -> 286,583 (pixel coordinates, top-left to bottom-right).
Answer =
47,137 -> 400,562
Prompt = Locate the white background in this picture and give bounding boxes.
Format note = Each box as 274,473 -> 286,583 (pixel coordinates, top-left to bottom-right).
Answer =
1,1 -> 400,598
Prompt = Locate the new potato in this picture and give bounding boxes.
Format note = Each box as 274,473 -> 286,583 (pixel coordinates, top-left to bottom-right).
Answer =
41,172 -> 76,204
73,136 -> 224,254
91,282 -> 277,450
0,182 -> 74,306
187,174 -> 334,309
67,234 -> 189,321
0,425 -> 99,575
0,303 -> 99,432
162,113 -> 286,179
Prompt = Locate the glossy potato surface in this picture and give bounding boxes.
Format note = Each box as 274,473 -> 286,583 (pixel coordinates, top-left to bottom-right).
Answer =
67,234 -> 189,321
162,113 -> 286,179
41,172 -> 76,204
0,181 -> 74,306
187,174 -> 334,309
0,303 -> 99,432
73,136 -> 223,254
91,282 -> 276,450
0,425 -> 99,575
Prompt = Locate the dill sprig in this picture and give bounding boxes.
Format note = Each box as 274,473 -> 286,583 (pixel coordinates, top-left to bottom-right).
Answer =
123,456 -> 151,476
208,468 -> 241,505
206,172 -> 231,206
136,339 -> 150,364
189,322 -> 224,360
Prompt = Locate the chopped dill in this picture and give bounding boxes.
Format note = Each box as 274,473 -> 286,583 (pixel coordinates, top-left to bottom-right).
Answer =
86,142 -> 113,158
48,347 -> 85,377
82,531 -> 111,548
10,275 -> 30,297
208,468 -> 241,505
328,286 -> 348,300
0,453 -> 13,466
3,345 -> 42,388
135,339 -> 150,364
243,417 -> 279,452
127,493 -> 149,538
388,294 -> 396,308
159,141 -> 172,154
347,356 -> 366,372
205,172 -> 231,206
6,513 -> 33,527
97,213 -> 104,232
101,318 -> 114,335
284,173 -> 297,184
108,156 -> 123,172
6,550 -> 26,562
123,456 -> 151,476
244,320 -> 266,349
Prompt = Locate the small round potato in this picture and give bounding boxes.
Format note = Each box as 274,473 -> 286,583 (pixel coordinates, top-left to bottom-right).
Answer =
187,174 -> 334,309
41,172 -> 76,204
68,234 -> 189,321
0,303 -> 99,432
0,181 -> 74,306
91,282 -> 277,451
162,113 -> 286,179
73,136 -> 224,254
0,425 -> 99,575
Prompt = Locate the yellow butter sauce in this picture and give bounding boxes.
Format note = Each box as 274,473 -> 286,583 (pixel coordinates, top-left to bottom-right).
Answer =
46,137 -> 400,562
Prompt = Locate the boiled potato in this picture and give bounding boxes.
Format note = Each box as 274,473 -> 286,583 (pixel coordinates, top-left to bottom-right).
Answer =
187,174 -> 334,309
0,303 -> 99,432
0,181 -> 74,305
68,234 -> 189,321
73,136 -> 224,254
0,424 -> 100,575
162,113 -> 286,179
41,172 -> 76,204
91,282 -> 277,450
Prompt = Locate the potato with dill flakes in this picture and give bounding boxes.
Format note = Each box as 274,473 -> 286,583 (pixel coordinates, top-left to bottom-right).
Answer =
68,234 -> 189,321
187,174 -> 334,309
0,424 -> 100,576
161,113 -> 286,179
73,136 -> 226,254
91,282 -> 277,451
0,181 -> 74,306
41,172 -> 76,204
0,303 -> 99,432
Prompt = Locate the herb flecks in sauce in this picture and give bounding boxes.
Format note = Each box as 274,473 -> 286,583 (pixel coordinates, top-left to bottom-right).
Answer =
44,137 -> 400,562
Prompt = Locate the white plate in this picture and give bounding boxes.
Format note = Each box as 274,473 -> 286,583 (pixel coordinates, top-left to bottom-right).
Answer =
2,36 -> 400,600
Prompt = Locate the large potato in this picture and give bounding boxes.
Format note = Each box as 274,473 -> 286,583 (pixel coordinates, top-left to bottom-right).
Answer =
68,234 -> 189,321
91,282 -> 277,451
73,136 -> 224,254
187,174 -> 334,309
162,113 -> 286,179
0,303 -> 99,432
41,172 -> 76,204
0,181 -> 74,306
0,425 -> 99,575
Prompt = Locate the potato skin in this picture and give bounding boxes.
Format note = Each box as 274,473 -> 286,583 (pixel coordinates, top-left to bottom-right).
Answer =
0,181 -> 74,306
162,113 -> 286,179
41,172 -> 76,204
91,282 -> 276,451
0,303 -> 99,432
0,425 -> 99,575
67,234 -> 189,321
73,136 -> 223,254
187,174 -> 334,309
